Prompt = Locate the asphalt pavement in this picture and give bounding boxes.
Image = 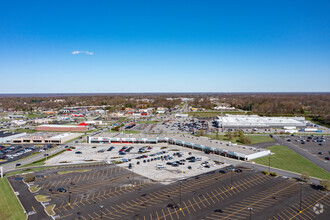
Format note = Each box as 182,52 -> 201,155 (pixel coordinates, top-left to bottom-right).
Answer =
8,176 -> 49,220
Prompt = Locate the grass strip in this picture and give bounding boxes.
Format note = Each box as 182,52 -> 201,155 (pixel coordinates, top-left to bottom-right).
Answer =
0,178 -> 26,220
252,145 -> 330,180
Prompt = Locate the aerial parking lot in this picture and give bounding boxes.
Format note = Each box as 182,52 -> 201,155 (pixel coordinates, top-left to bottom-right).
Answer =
45,144 -> 225,184
8,164 -> 329,220
0,144 -> 56,165
285,135 -> 330,161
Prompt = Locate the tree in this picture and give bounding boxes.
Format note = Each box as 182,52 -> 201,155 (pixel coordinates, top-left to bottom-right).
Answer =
215,130 -> 219,139
24,173 -> 35,183
300,172 -> 311,183
225,131 -> 233,141
196,129 -> 205,137
320,179 -> 330,191
237,130 -> 251,144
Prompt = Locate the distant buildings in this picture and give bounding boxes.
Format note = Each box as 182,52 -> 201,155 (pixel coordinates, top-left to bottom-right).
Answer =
36,124 -> 88,132
217,114 -> 306,128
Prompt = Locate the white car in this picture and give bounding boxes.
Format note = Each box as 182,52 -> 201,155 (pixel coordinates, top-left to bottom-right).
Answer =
156,164 -> 166,169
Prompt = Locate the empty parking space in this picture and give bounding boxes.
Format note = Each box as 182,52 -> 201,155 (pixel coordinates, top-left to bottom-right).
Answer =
9,162 -> 329,220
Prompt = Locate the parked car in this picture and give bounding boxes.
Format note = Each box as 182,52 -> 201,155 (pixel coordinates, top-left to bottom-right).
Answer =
57,187 -> 67,193
75,151 -> 82,154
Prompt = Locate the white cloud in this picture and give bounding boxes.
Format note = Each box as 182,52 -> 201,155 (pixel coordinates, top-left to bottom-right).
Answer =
72,51 -> 94,55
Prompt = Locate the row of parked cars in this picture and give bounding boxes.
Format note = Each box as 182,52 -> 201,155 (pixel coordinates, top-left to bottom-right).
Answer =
0,145 -> 54,160
287,135 -> 327,145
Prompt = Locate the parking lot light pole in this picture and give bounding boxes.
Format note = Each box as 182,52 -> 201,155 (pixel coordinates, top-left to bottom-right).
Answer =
132,165 -> 135,187
179,181 -> 182,210
268,153 -> 271,173
230,170 -> 233,189
299,182 -> 303,213
100,205 -> 103,219
67,178 -> 71,206
248,207 -> 253,220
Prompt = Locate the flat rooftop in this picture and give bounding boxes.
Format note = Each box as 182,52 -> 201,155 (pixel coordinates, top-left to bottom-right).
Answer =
91,132 -> 268,158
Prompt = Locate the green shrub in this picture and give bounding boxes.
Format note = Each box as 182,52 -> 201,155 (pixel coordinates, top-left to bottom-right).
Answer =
23,173 -> 35,182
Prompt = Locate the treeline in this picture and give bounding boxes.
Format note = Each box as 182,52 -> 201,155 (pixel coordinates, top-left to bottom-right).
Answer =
0,93 -> 329,127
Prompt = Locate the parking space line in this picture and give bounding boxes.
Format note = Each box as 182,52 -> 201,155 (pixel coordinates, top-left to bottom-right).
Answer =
167,208 -> 173,220
183,201 -> 190,215
161,209 -> 167,220
192,197 -> 202,209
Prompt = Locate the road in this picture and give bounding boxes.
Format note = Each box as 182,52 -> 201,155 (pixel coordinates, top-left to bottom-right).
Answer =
273,136 -> 330,173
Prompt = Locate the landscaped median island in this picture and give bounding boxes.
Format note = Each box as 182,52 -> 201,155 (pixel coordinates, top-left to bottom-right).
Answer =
29,184 -> 41,193
57,169 -> 91,175
45,204 -> 56,216
0,178 -> 26,220
35,194 -> 51,202
252,145 -> 330,180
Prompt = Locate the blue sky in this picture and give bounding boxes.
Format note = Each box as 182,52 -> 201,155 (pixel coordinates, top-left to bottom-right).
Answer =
0,0 -> 329,93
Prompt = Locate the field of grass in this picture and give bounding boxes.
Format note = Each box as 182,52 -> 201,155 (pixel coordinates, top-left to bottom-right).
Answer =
185,111 -> 247,117
27,114 -> 47,119
14,128 -> 37,133
206,134 -> 274,145
246,135 -> 274,144
58,169 -> 91,175
0,178 -> 26,220
137,121 -> 160,124
252,145 -> 330,180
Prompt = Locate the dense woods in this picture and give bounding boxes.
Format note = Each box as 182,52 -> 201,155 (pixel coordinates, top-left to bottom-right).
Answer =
0,93 -> 329,126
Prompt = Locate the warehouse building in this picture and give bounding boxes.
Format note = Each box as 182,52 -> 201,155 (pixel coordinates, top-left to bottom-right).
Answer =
36,124 -> 88,132
87,133 -> 270,161
217,114 -> 306,128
